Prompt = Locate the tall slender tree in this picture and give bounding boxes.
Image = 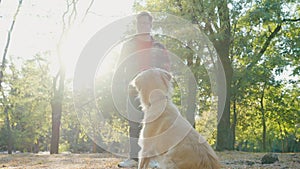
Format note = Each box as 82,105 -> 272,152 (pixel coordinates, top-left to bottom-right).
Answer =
0,0 -> 23,154
50,0 -> 95,154
49,0 -> 75,154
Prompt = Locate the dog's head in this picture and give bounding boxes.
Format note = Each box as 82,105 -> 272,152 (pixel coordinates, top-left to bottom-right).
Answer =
131,68 -> 172,110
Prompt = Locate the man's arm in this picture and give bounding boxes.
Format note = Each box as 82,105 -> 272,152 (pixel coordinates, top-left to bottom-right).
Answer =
118,38 -> 137,66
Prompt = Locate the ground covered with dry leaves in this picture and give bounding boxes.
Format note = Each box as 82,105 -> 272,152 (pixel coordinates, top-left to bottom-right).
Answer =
0,151 -> 299,169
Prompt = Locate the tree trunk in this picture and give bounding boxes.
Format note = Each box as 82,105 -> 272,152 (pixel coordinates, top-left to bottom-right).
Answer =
232,99 -> 237,149
33,139 -> 40,153
50,98 -> 62,154
214,29 -> 234,151
261,104 -> 266,151
186,76 -> 197,128
4,106 -> 13,154
204,0 -> 233,151
185,48 -> 197,127
216,53 -> 233,151
93,142 -> 98,153
260,82 -> 267,151
50,70 -> 65,154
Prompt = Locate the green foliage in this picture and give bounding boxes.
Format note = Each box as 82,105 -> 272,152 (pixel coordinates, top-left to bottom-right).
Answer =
0,0 -> 299,153
134,0 -> 299,152
230,0 -> 299,152
0,55 -> 52,152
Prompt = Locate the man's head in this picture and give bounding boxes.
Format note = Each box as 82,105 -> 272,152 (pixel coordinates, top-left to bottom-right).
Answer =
136,11 -> 153,33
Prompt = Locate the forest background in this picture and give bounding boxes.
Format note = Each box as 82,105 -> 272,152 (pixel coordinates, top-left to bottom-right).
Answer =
0,0 -> 299,155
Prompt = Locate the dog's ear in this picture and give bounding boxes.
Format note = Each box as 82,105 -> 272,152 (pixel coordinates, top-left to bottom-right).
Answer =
161,70 -> 172,82
130,74 -> 141,91
130,78 -> 138,89
164,71 -> 172,81
128,82 -> 139,95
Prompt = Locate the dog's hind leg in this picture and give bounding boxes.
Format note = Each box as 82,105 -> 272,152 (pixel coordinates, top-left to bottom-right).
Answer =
138,157 -> 150,169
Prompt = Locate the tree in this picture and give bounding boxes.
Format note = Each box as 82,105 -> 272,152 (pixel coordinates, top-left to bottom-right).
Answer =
50,0 -> 95,154
134,0 -> 234,150
50,66 -> 65,154
50,4 -> 68,153
0,0 -> 23,154
10,56 -> 52,152
0,55 -> 52,153
231,0 -> 300,151
134,0 -> 300,151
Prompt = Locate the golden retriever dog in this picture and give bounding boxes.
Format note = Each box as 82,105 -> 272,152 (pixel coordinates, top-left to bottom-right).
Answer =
131,68 -> 221,169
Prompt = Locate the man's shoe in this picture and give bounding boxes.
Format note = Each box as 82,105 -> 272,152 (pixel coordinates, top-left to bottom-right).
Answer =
118,159 -> 138,168
149,160 -> 159,168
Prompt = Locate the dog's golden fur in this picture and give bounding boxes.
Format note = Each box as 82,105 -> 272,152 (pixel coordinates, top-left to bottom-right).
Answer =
131,68 -> 221,169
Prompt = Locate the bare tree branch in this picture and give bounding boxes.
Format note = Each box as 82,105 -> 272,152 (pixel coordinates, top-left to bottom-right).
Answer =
246,24 -> 282,71
82,0 -> 95,23
68,0 -> 79,26
235,23 -> 283,92
245,17 -> 299,72
0,0 -> 23,88
283,18 -> 300,22
62,0 -> 71,34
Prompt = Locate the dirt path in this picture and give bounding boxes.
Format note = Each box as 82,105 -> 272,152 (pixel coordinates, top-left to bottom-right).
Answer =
0,151 -> 299,169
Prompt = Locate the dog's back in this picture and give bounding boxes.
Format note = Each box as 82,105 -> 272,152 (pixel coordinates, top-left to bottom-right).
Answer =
156,103 -> 221,169
133,69 -> 221,169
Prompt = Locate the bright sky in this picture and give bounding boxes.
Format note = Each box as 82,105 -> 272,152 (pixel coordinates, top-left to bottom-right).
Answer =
1,0 -> 297,84
0,0 -> 135,77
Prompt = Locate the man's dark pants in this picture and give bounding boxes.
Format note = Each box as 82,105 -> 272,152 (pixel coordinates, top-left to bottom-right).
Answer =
127,87 -> 143,161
